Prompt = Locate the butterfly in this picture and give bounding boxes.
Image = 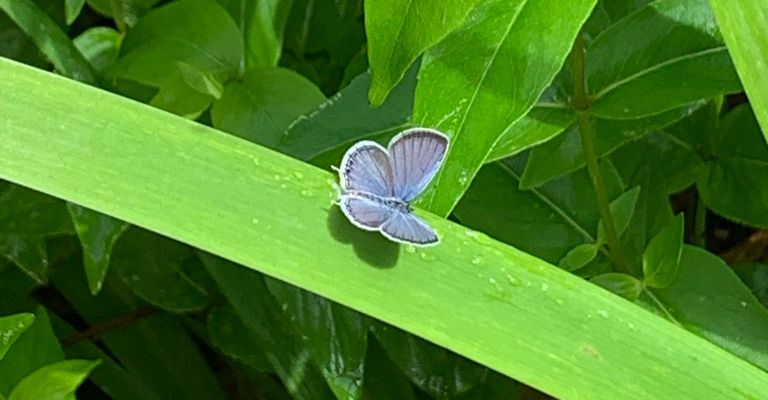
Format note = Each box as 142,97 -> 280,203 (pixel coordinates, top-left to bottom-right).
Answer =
337,128 -> 449,246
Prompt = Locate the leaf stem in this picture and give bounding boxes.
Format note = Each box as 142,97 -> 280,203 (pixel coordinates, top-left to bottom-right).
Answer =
571,32 -> 630,274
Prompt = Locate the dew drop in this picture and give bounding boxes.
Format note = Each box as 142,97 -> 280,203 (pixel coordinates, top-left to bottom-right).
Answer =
506,274 -> 520,286
458,170 -> 469,185
596,309 -> 609,318
293,171 -> 304,180
300,189 -> 314,198
540,282 -> 550,291
740,301 -> 747,307
555,298 -> 564,306
274,174 -> 281,180
251,218 -> 260,224
404,245 -> 416,254
627,322 -> 637,331
471,256 -> 484,266
252,157 -> 260,166
280,183 -> 288,189
419,252 -> 436,261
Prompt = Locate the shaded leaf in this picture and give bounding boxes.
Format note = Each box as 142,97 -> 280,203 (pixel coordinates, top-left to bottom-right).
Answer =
643,213 -> 684,288
207,307 -> 271,371
0,235 -> 48,285
217,0 -> 293,67
0,313 -> 34,361
733,263 -> 768,309
112,228 -> 208,312
559,243 -> 598,272
413,0 -> 598,216
364,0 -> 480,105
212,67 -> 325,148
590,273 -> 642,300
8,359 -> 100,400
64,0 -> 86,25
597,186 -> 641,245
86,0 -> 162,27
67,203 -> 129,295
73,27 -> 122,73
487,106 -> 575,163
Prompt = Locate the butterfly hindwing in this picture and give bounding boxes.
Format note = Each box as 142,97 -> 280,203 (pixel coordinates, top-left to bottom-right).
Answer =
340,194 -> 394,230
381,211 -> 439,246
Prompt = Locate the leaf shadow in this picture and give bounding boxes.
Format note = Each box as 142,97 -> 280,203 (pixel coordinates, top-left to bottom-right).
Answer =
327,207 -> 399,269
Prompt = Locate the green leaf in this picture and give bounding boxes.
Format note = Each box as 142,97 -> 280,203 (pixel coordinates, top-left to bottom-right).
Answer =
4,58 -> 768,398
217,0 -> 293,67
373,323 -> 486,398
520,105 -> 701,189
212,67 -> 325,148
487,106 -> 575,163
111,228 -> 208,312
0,313 -> 34,360
0,0 -> 97,83
587,0 -> 741,119
0,235 -> 48,285
597,186 -> 641,245
650,246 -> 768,371
73,27 -> 122,73
697,104 -> 768,227
413,0 -> 597,216
8,359 -> 100,400
267,278 -> 368,400
590,273 -> 642,301
454,158 -> 623,264
108,0 -> 243,87
64,0 -> 86,25
733,263 -> 768,308
200,253 -> 335,400
67,204 -> 129,295
559,243 -> 598,272
0,307 -> 64,397
0,184 -> 73,236
709,0 -> 768,143
52,260 -> 228,400
149,65 -> 218,119
280,66 -> 416,161
86,0 -> 162,28
643,214 -> 684,288
364,0 -> 480,106
362,336 -> 418,400
207,307 -> 271,371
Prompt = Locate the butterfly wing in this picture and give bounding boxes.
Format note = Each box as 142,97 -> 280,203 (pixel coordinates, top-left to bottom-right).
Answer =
340,194 -> 394,230
339,141 -> 394,197
389,128 -> 449,201
381,211 -> 439,245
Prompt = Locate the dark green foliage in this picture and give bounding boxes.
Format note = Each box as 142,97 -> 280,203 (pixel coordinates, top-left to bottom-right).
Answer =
0,0 -> 767,398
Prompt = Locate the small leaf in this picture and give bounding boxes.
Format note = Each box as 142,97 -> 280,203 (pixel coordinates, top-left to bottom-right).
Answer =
8,359 -> 100,400
0,235 -> 48,285
597,186 -> 641,245
66,204 -> 129,295
559,243 -> 598,272
73,27 -> 122,73
150,69 -> 216,119
64,0 -> 86,25
590,273 -> 642,300
487,106 -> 575,163
364,0 -> 481,105
0,313 -> 34,361
643,213 -> 684,288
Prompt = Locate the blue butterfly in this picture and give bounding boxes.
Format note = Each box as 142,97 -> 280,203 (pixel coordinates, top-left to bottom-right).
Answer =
337,128 -> 449,246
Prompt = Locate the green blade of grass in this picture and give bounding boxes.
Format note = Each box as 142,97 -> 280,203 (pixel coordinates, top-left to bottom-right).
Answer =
0,57 -> 767,399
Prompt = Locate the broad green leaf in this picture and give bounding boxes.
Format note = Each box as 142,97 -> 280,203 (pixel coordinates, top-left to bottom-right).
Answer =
149,66 -> 217,119
362,336 -> 418,400
373,323 -> 486,398
86,0 -> 162,28
218,0 -> 294,67
0,235 -> 48,284
364,0 -> 480,106
520,105 -> 700,189
0,12 -> 45,68
267,278 -> 368,400
280,66 -> 416,161
697,105 -> 768,227
108,0 -> 243,87
51,260 -> 228,400
454,158 -> 622,264
64,0 -> 86,25
0,313 -> 34,360
0,307 -> 64,397
73,27 -> 122,73
586,0 -> 740,119
207,307 -> 271,371
651,246 -> 768,371
8,359 -> 100,400
559,244 -> 598,272
597,186 -> 641,245
0,184 -> 73,236
457,370 -> 520,400
733,263 -> 768,308
0,0 -> 97,83
487,106 -> 574,163
590,273 -> 642,301
643,214 -> 684,288
709,0 -> 768,143
0,264 -> 38,314
413,0 -> 597,216
212,67 -> 325,148
3,58 -> 768,398
112,228 -> 208,312
67,204 -> 128,295
200,253 -> 335,400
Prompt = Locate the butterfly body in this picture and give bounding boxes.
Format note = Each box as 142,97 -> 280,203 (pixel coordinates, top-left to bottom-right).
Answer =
337,128 -> 449,246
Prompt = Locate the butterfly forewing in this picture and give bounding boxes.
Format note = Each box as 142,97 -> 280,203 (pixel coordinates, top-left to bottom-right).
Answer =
339,141 -> 394,197
381,212 -> 439,245
340,194 -> 394,230
389,129 -> 449,201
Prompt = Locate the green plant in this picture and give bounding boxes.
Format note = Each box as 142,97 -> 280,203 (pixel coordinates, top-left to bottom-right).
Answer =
0,0 -> 767,398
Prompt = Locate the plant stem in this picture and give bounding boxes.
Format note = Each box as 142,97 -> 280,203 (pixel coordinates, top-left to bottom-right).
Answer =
571,32 -> 630,274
